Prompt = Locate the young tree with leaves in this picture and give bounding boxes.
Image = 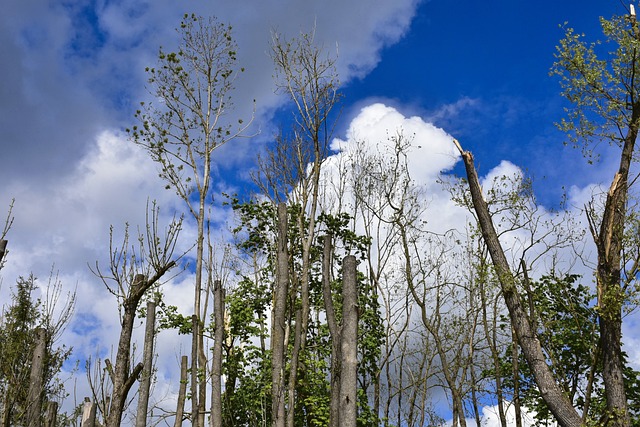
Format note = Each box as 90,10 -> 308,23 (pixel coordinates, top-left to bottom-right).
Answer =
129,14 -> 252,427
0,273 -> 75,427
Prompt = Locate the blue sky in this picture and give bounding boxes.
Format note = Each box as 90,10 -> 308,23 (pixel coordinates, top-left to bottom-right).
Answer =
342,0 -> 626,204
0,0 -> 636,423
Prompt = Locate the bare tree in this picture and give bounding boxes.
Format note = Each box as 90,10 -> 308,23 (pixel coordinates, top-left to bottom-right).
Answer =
91,204 -> 182,427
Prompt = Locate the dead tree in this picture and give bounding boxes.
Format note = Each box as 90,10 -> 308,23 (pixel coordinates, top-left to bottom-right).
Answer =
174,355 -> 188,427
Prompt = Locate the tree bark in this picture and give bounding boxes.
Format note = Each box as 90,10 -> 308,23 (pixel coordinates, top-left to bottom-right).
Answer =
105,266 -> 173,427
271,203 -> 288,427
322,234 -> 342,427
135,300 -> 157,427
44,401 -> 58,427
453,139 -> 583,427
0,239 -> 6,267
26,327 -> 47,427
82,398 -> 96,427
339,255 -> 358,427
210,280 -> 224,427
590,107 -> 637,426
174,355 -> 188,427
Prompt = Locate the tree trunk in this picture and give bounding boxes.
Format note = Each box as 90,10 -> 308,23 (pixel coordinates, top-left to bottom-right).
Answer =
135,300 -> 157,427
592,115 -> 636,426
105,274 -> 145,427
26,327 -> 47,427
322,235 -> 342,427
82,398 -> 97,427
174,355 -> 188,427
453,139 -> 583,427
0,239 -> 7,267
271,203 -> 288,427
190,313 -> 199,427
44,401 -> 58,427
210,280 -> 224,427
339,255 -> 358,427
192,206 -> 206,427
512,327 -> 523,427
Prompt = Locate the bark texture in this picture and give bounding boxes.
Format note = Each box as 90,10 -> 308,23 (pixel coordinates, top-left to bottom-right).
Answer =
271,203 -> 288,427
453,139 -> 582,427
26,327 -> 47,427
339,255 -> 358,427
135,300 -> 157,427
211,280 -> 225,427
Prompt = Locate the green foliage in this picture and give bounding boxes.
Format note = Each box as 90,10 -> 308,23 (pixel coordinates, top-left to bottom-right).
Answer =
551,14 -> 640,162
156,301 -> 193,335
495,274 -> 640,425
0,274 -> 74,425
221,273 -> 272,426
228,197 -> 383,425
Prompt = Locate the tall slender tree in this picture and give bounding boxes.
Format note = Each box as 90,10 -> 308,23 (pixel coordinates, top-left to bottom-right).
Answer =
129,14 -> 252,426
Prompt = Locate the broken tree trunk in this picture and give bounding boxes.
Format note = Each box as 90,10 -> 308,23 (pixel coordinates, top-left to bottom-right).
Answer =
26,327 -> 47,427
174,355 -> 188,427
339,255 -> 358,427
453,139 -> 582,427
135,299 -> 157,427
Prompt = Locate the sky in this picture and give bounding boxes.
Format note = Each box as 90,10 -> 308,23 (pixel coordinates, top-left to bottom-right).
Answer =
0,0 -> 637,424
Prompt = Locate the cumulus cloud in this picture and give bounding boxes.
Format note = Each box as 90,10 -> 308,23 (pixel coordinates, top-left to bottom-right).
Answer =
0,0 -> 423,417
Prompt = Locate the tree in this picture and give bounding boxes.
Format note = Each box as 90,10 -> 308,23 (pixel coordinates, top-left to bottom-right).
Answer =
550,10 -> 640,426
454,137 -> 585,427
0,272 -> 75,427
129,14 -> 252,427
90,205 -> 182,427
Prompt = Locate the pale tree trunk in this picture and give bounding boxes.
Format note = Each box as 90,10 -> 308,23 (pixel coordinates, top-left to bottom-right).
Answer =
26,327 -> 47,427
135,300 -> 157,427
512,328 -> 523,427
271,203 -> 288,427
193,206 -> 206,427
321,234 -> 342,427
453,139 -> 582,427
44,401 -> 58,427
339,255 -> 358,427
82,398 -> 97,427
210,280 -> 224,427
174,355 -> 188,427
